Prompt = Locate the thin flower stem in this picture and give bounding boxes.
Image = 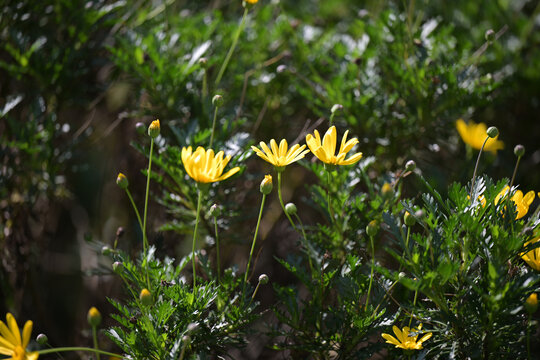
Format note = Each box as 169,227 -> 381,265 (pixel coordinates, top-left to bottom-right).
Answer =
416,173 -> 450,213
179,339 -> 188,360
408,289 -> 418,327
143,139 -> 154,255
326,167 -> 335,224
214,215 -> 221,283
244,194 -> 266,291
372,278 -> 399,317
91,326 -> 100,360
215,8 -> 248,86
251,281 -> 262,301
37,347 -> 124,358
202,70 -> 208,99
125,189 -> 144,237
192,190 -> 203,292
209,105 -> 219,149
509,155 -> 522,195
277,171 -> 297,231
365,235 -> 375,311
293,212 -> 314,273
470,136 -> 489,199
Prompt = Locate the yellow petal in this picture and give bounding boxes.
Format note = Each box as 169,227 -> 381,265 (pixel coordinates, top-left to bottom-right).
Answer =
26,351 -> 39,360
392,326 -> 405,342
338,152 -> 363,165
278,139 -> 288,158
322,126 -> 337,157
6,314 -> 21,346
22,321 -> 32,349
381,333 -> 401,347
0,345 -> 13,355
0,320 -> 16,347
524,191 -> 535,206
270,139 -> 279,157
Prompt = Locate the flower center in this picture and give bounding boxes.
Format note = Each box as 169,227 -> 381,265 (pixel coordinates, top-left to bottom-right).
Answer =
13,346 -> 26,360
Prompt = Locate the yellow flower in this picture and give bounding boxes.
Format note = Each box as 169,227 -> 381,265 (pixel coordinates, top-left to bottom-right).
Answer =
305,126 -> 363,165
525,293 -> 538,314
382,324 -> 432,351
245,0 -> 258,3
494,186 -> 535,219
181,146 -> 240,183
0,313 -> 39,360
148,119 -> 160,138
521,236 -> 540,271
251,139 -> 310,171
455,119 -> 504,153
87,307 -> 102,327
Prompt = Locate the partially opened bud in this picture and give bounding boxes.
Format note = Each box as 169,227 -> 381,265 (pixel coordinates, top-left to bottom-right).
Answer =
87,307 -> 102,327
148,119 -> 160,138
116,173 -> 129,189
366,220 -> 379,237
210,204 -> 221,217
140,288 -> 153,306
525,293 -> 538,314
404,211 -> 416,227
405,160 -> 416,172
331,104 -> 343,114
485,29 -> 495,43
260,175 -> 273,195
198,57 -> 208,69
212,95 -> 224,107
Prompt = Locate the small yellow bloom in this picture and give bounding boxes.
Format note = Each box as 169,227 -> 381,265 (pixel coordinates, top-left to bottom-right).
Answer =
116,173 -> 129,189
381,324 -> 432,351
251,139 -> 309,171
87,307 -> 102,327
455,119 -> 504,153
521,236 -> 540,271
181,146 -> 240,183
148,119 -> 160,138
260,174 -> 273,195
139,288 -> 153,306
494,186 -> 535,219
306,126 -> 363,165
0,313 -> 39,360
525,293 -> 538,314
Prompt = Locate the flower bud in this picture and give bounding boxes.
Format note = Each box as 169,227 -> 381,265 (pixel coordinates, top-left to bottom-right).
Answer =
331,104 -> 343,114
112,261 -> 122,272
366,220 -> 379,237
116,226 -> 125,238
404,211 -> 416,227
381,183 -> 392,196
486,126 -> 499,138
212,94 -> 224,107
139,288 -> 152,306
210,204 -> 221,217
485,29 -> 495,43
398,272 -> 406,279
101,245 -> 112,256
198,57 -> 208,69
514,144 -> 525,157
405,160 -> 416,172
148,119 -> 160,138
116,173 -> 129,189
36,333 -> 48,345
260,174 -> 273,195
87,307 -> 102,327
525,293 -> 538,314
258,274 -> 269,284
135,122 -> 146,135
285,202 -> 297,216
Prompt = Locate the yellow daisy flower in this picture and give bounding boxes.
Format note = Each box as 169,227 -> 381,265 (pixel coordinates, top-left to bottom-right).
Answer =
181,146 -> 240,183
381,324 -> 432,351
456,119 -> 504,154
305,126 -> 363,166
521,236 -> 540,271
251,139 -> 310,171
494,186 -> 535,220
245,0 -> 258,3
0,313 -> 39,360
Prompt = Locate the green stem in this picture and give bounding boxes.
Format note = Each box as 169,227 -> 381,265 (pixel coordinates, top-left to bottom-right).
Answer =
179,338 -> 188,360
408,289 -> 418,327
202,70 -> 208,99
214,215 -> 221,283
416,173 -> 450,213
365,235 -> 375,311
244,194 -> 266,291
326,167 -> 335,224
91,326 -> 100,360
215,8 -> 248,86
142,138 -> 154,289
293,212 -> 314,273
209,105 -> 219,149
37,347 -> 124,358
509,155 -> 522,195
125,189 -> 144,242
470,136 -> 489,200
251,281 -> 262,301
192,190 -> 203,291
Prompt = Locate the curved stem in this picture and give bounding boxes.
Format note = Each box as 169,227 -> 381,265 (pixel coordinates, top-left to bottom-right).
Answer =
408,289 -> 418,327
277,171 -> 297,230
125,189 -> 144,239
91,326 -> 100,360
214,215 -> 221,283
142,138 -> 154,289
244,194 -> 266,290
37,347 -> 124,358
509,155 -> 522,195
209,105 -> 219,149
215,8 -> 248,86
293,212 -> 314,272
192,190 -> 203,291
365,235 -> 375,311
470,136 -> 489,199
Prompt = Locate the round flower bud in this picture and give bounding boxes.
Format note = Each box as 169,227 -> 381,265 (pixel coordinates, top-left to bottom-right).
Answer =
405,160 -> 416,172
404,211 -> 416,227
525,293 -> 538,314
381,182 -> 392,196
148,119 -> 160,138
198,57 -> 208,69
366,220 -> 379,237
260,174 -> 273,195
101,246 -> 112,256
486,126 -> 499,138
139,288 -> 153,306
331,104 -> 343,114
514,144 -> 525,157
276,64 -> 287,73
116,226 -> 125,238
36,333 -> 48,345
285,203 -> 297,216
116,173 -> 129,189
212,95 -> 224,107
485,29 -> 495,43
135,122 -> 146,135
112,261 -> 122,272
258,274 -> 269,284
210,204 -> 221,217
398,272 -> 406,279
87,307 -> 102,327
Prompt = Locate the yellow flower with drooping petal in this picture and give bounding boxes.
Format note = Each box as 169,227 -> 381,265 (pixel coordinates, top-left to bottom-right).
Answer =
251,139 -> 310,171
305,126 -> 363,166
456,119 -> 504,154
181,146 -> 240,183
494,186 -> 535,220
0,313 -> 39,360
521,236 -> 540,271
381,324 -> 432,351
